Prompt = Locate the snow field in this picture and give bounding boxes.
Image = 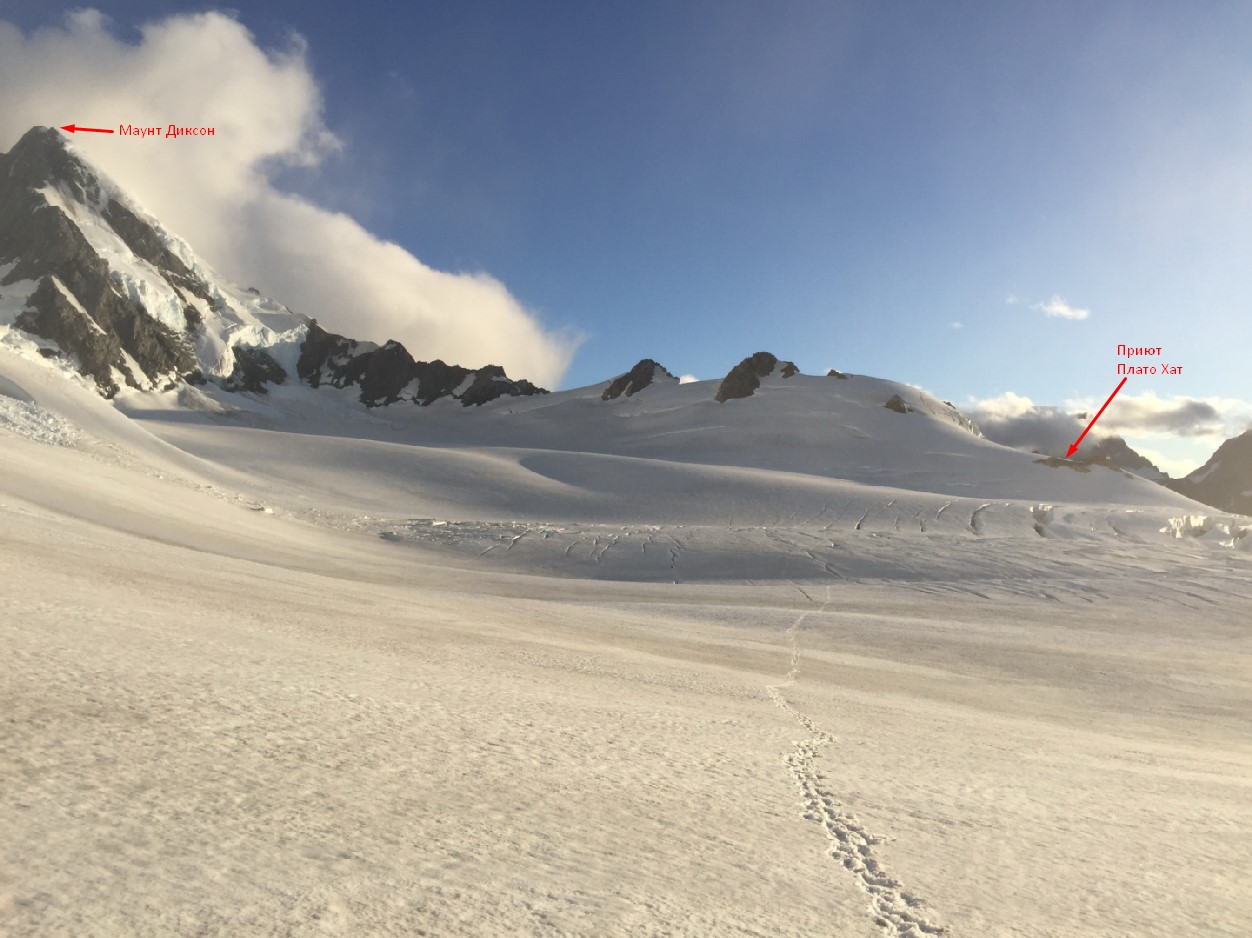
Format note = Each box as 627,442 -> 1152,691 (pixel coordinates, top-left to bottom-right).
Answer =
3,349 -> 1252,936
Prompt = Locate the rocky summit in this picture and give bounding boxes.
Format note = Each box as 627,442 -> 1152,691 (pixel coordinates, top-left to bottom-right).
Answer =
601,358 -> 676,400
714,351 -> 799,402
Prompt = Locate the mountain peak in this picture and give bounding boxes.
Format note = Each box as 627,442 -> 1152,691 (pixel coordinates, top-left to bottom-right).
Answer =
0,127 -> 304,395
9,125 -> 72,157
715,352 -> 799,402
3,126 -> 98,201
601,358 -> 675,400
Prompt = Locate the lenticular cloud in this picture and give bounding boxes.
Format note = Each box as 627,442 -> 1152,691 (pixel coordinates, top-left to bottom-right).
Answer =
0,10 -> 577,387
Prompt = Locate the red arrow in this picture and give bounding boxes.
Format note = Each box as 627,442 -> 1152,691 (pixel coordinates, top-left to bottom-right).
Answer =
60,124 -> 114,134
1067,376 -> 1127,458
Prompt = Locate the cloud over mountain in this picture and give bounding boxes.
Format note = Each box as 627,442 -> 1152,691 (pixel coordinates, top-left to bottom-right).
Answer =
967,392 -> 1086,455
969,390 -> 1252,467
0,9 -> 577,386
1063,391 -> 1252,438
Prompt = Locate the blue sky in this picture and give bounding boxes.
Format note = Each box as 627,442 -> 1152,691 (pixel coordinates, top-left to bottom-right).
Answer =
3,1 -> 1250,472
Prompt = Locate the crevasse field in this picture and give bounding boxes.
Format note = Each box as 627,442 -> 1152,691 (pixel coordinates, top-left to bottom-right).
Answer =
3,349 -> 1251,938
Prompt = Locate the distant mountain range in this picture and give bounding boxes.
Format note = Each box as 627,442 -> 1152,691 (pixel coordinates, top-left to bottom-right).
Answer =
0,125 -> 1246,517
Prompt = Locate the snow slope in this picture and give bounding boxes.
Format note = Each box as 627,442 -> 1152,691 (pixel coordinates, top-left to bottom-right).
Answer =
99,365 -> 1248,583
4,337 -> 1252,938
116,367 -> 1197,504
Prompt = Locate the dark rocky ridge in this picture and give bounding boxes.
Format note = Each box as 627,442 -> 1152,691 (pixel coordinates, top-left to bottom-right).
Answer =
101,197 -> 213,309
1166,431 -> 1252,515
297,320 -> 375,390
14,277 -> 129,396
297,321 -> 546,407
715,352 -> 798,402
223,346 -> 288,394
602,359 -> 675,400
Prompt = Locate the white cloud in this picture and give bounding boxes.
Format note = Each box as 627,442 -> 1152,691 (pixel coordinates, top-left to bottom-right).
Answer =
968,390 -> 1038,420
678,374 -> 698,384
967,390 -> 1252,462
1131,446 -> 1202,481
1004,293 -> 1019,305
0,10 -> 577,387
1032,295 -> 1090,320
966,392 -> 1085,456
947,321 -> 963,329
1062,391 -> 1252,439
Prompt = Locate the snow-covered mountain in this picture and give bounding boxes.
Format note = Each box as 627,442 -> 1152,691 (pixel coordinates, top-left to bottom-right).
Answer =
0,126 -> 306,394
0,126 -> 543,407
1,124 -> 1248,553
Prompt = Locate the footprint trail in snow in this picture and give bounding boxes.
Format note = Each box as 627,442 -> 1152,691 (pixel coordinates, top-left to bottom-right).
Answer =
766,589 -> 947,936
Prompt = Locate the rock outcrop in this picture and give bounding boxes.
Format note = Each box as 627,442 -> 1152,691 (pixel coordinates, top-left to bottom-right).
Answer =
223,346 -> 288,394
295,322 -> 546,408
884,394 -> 914,414
359,340 -> 417,406
602,359 -> 676,400
297,320 -> 375,390
715,352 -> 798,403
14,277 -> 128,396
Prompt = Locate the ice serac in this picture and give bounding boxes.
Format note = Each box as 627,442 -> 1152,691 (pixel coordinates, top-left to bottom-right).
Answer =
0,126 -> 549,407
1166,430 -> 1252,514
715,352 -> 799,402
601,358 -> 676,400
